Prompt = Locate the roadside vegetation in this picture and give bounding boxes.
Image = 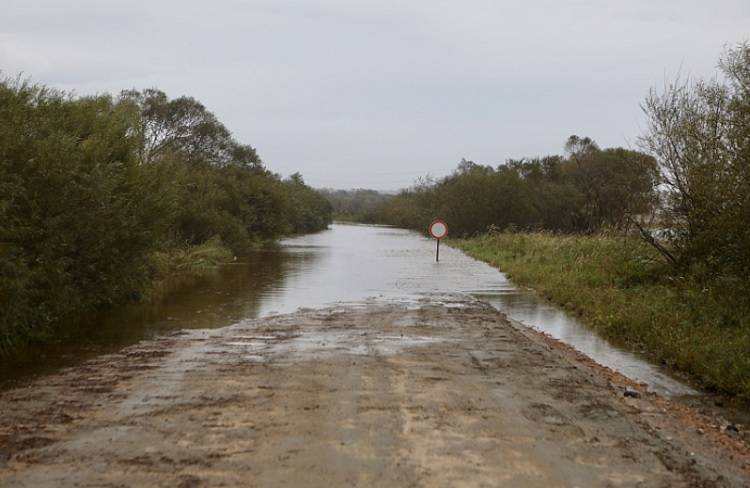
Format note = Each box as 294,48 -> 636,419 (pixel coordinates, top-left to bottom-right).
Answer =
0,80 -> 331,354
370,42 -> 750,399
372,140 -> 657,236
454,233 -> 750,399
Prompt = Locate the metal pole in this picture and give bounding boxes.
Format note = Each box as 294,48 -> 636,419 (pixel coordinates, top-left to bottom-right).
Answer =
436,238 -> 440,262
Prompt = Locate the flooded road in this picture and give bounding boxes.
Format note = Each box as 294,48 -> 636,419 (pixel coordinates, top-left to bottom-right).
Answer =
1,223 -> 693,397
3,224 -> 749,487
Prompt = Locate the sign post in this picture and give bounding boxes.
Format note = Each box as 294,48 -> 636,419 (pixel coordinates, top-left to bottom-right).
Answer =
428,219 -> 449,262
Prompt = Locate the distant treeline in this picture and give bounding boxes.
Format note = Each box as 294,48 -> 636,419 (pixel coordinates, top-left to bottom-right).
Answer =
320,188 -> 393,222
0,80 -> 331,353
372,138 -> 658,237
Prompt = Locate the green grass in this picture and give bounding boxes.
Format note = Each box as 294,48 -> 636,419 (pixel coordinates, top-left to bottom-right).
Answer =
453,232 -> 750,400
144,237 -> 235,301
152,237 -> 234,274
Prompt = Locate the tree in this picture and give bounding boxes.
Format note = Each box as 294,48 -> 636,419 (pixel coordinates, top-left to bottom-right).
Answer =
640,42 -> 750,277
120,89 -> 262,169
0,77 -> 332,353
0,80 -> 169,350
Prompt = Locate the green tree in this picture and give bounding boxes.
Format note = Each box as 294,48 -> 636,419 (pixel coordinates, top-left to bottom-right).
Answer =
0,78 -> 332,354
640,42 -> 750,277
0,80 -> 168,351
120,88 -> 262,169
562,139 -> 658,231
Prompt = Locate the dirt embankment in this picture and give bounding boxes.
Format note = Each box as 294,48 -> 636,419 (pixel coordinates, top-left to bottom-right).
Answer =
0,297 -> 748,487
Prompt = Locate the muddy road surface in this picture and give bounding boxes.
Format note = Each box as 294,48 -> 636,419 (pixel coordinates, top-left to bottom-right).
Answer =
1,298 -> 748,487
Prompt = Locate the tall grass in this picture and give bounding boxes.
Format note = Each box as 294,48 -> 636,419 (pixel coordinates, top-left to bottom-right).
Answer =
151,237 -> 234,275
454,232 -> 750,400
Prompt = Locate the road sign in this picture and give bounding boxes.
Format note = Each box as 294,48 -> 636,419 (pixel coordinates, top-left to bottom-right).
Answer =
429,219 -> 448,262
429,219 -> 448,240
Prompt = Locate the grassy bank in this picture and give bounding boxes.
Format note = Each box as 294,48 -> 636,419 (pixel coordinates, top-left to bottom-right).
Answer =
146,237 -> 235,299
453,232 -> 750,400
152,237 -> 234,275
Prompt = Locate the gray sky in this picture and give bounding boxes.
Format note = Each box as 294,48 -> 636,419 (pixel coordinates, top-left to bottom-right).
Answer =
2,1 -> 748,190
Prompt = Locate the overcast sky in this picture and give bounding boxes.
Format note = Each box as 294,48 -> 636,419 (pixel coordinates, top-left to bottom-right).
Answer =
1,1 -> 748,190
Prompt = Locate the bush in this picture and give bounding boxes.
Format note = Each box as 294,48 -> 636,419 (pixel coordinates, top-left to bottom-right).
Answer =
0,79 -> 331,353
0,80 -> 168,351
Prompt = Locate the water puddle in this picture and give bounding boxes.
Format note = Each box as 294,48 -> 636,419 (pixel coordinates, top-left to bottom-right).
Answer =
226,330 -> 444,364
474,291 -> 696,397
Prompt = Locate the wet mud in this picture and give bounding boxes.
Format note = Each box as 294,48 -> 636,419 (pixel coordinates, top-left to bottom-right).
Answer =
1,298 -> 748,487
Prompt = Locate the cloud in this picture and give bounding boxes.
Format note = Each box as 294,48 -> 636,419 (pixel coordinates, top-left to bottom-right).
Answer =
1,0 -> 748,189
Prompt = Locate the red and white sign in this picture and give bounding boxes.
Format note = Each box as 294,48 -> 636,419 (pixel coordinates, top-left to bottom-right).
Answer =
429,219 -> 448,240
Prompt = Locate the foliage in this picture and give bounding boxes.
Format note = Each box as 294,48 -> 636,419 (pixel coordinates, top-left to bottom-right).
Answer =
151,237 -> 233,275
119,88 -> 262,168
374,142 -> 658,237
319,188 -> 393,222
639,42 -> 750,282
283,173 -> 333,234
563,139 -> 658,232
0,80 -> 168,351
0,78 -> 331,354
455,232 -> 750,400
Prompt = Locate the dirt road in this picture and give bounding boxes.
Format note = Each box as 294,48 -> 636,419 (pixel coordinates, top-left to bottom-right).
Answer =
1,297 -> 748,487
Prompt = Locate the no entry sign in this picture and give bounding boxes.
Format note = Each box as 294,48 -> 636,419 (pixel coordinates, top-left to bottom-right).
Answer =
429,219 -> 448,240
429,219 -> 448,262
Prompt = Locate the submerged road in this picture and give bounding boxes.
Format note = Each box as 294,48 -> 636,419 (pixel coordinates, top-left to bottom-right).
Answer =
0,298 -> 747,487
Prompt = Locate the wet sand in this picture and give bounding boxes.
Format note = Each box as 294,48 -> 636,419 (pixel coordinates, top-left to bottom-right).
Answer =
1,298 -> 747,487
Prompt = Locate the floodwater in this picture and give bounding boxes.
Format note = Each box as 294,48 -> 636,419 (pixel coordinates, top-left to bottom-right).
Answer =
0,223 -> 695,397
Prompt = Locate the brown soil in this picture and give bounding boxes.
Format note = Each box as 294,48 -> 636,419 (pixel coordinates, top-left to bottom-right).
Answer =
0,297 -> 748,487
